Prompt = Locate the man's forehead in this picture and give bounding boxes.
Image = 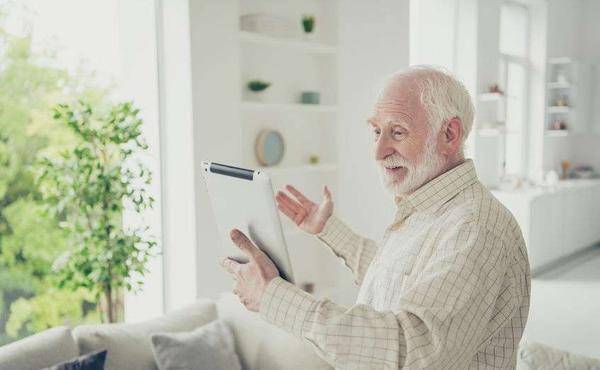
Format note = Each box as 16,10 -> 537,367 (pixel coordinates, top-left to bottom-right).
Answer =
367,115 -> 409,127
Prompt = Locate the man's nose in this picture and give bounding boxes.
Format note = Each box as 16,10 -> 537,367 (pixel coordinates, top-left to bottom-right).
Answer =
374,135 -> 395,161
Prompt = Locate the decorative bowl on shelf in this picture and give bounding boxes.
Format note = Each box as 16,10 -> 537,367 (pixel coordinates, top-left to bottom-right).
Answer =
240,13 -> 293,38
300,91 -> 320,104
246,80 -> 271,102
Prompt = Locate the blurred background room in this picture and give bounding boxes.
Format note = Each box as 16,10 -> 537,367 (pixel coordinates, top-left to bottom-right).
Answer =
0,0 -> 599,369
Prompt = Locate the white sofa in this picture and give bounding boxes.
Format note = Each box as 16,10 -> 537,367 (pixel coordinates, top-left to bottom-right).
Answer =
3,294 -> 599,370
0,294 -> 331,370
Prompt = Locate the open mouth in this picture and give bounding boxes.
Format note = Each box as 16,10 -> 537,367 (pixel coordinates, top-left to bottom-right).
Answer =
384,165 -> 405,176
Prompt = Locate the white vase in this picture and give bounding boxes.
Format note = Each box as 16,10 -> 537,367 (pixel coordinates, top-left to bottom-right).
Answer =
248,89 -> 272,102
302,32 -> 316,42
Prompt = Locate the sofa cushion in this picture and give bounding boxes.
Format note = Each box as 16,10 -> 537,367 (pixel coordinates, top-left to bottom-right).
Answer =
151,319 -> 242,370
73,299 -> 217,370
216,293 -> 332,370
0,326 -> 79,370
43,349 -> 107,370
518,341 -> 600,370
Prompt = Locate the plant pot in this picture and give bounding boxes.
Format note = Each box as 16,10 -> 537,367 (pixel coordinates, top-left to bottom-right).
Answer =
302,32 -> 316,42
248,90 -> 270,102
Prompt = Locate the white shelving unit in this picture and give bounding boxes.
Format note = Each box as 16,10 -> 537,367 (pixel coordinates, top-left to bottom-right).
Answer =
241,101 -> 338,113
545,57 -> 577,135
237,1 -> 339,256
239,30 -> 337,54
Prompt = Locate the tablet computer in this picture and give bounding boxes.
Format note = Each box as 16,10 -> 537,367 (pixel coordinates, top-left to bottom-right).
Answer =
201,161 -> 295,283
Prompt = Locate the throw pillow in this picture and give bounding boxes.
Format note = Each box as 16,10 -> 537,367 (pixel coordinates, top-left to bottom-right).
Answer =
518,341 -> 600,370
42,350 -> 107,370
73,299 -> 217,370
151,320 -> 241,370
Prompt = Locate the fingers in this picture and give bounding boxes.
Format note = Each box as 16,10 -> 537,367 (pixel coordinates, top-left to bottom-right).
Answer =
230,229 -> 261,260
276,192 -> 308,224
278,202 -> 306,225
286,185 -> 312,206
323,185 -> 332,201
221,257 -> 241,277
276,191 -> 303,213
277,202 -> 297,221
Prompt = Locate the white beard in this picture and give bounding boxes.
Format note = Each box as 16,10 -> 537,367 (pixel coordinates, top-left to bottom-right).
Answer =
378,135 -> 445,196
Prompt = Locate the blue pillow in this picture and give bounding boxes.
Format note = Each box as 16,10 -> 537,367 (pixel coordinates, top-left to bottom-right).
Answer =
42,349 -> 107,370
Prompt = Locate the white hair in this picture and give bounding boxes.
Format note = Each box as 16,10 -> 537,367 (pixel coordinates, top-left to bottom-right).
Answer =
384,65 -> 475,147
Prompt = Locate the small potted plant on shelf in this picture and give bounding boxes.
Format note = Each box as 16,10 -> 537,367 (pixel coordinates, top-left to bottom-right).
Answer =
246,79 -> 271,102
301,14 -> 315,40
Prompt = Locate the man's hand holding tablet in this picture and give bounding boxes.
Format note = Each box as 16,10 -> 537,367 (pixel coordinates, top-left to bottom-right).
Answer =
221,229 -> 279,312
220,184 -> 333,311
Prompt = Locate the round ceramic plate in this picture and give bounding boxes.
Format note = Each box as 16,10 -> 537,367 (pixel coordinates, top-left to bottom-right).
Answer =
255,129 -> 285,166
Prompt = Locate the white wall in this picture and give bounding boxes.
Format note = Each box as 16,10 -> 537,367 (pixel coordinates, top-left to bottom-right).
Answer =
335,0 -> 410,297
156,0 -> 199,311
410,0 -> 478,158
117,0 -> 165,322
188,0 -> 242,299
570,0 -> 600,172
172,0 -> 413,303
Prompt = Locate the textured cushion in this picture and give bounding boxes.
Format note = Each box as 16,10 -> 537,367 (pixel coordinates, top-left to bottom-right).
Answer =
0,326 -> 78,370
43,349 -> 107,370
73,299 -> 217,370
151,320 -> 241,370
518,341 -> 600,370
216,293 -> 332,370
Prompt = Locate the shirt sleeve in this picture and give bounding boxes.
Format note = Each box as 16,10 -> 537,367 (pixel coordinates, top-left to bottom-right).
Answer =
316,215 -> 379,285
260,224 -> 511,369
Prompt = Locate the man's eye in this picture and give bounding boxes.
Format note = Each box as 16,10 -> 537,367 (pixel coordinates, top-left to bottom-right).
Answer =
392,131 -> 404,138
373,129 -> 381,139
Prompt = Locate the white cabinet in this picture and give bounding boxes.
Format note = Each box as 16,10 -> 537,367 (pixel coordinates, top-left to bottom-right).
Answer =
493,181 -> 600,273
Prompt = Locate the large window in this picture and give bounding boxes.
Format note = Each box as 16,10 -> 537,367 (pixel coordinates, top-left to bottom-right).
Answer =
499,2 -> 530,177
0,0 -> 162,344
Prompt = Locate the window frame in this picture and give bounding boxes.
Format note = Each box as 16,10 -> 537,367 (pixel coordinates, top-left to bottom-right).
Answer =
498,0 -> 532,178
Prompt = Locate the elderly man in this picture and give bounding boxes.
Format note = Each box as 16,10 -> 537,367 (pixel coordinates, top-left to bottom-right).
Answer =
221,66 -> 531,369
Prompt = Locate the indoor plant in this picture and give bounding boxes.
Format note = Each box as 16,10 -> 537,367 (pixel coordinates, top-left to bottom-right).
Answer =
39,100 -> 157,323
247,79 -> 272,102
302,14 -> 315,35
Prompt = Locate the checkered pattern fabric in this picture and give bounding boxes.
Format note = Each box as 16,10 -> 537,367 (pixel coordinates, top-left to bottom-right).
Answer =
260,160 -> 531,369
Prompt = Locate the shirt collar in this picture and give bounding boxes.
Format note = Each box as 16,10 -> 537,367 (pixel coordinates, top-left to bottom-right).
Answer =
394,159 -> 478,213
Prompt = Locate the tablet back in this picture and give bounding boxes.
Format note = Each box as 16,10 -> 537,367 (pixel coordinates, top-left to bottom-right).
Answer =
201,161 -> 295,283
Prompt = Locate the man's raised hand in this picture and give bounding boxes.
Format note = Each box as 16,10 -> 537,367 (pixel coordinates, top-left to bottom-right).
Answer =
275,185 -> 333,235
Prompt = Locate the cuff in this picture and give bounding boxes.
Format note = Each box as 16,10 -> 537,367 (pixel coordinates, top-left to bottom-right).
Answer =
259,277 -> 317,338
316,215 -> 355,251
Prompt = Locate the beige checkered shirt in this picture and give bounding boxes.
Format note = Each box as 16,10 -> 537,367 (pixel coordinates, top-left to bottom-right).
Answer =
259,159 -> 531,369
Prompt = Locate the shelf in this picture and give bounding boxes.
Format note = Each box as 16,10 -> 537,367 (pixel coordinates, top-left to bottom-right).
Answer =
241,101 -> 338,113
548,57 -> 574,65
478,92 -> 505,102
477,128 -> 504,136
547,82 -> 572,89
547,106 -> 571,114
545,130 -> 569,137
239,31 -> 337,54
257,163 -> 338,175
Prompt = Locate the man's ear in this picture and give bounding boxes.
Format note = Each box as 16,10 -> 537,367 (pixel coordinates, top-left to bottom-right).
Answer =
440,117 -> 463,156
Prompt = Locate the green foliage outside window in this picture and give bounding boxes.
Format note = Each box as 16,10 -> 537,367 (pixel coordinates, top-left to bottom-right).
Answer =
0,8 -> 155,342
0,28 -> 103,344
39,101 -> 156,323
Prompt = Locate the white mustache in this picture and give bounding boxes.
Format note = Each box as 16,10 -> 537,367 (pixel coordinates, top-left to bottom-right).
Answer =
379,154 -> 411,169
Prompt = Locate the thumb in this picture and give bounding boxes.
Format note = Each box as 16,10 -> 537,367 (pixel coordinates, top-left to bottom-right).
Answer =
230,229 -> 260,260
323,185 -> 332,201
